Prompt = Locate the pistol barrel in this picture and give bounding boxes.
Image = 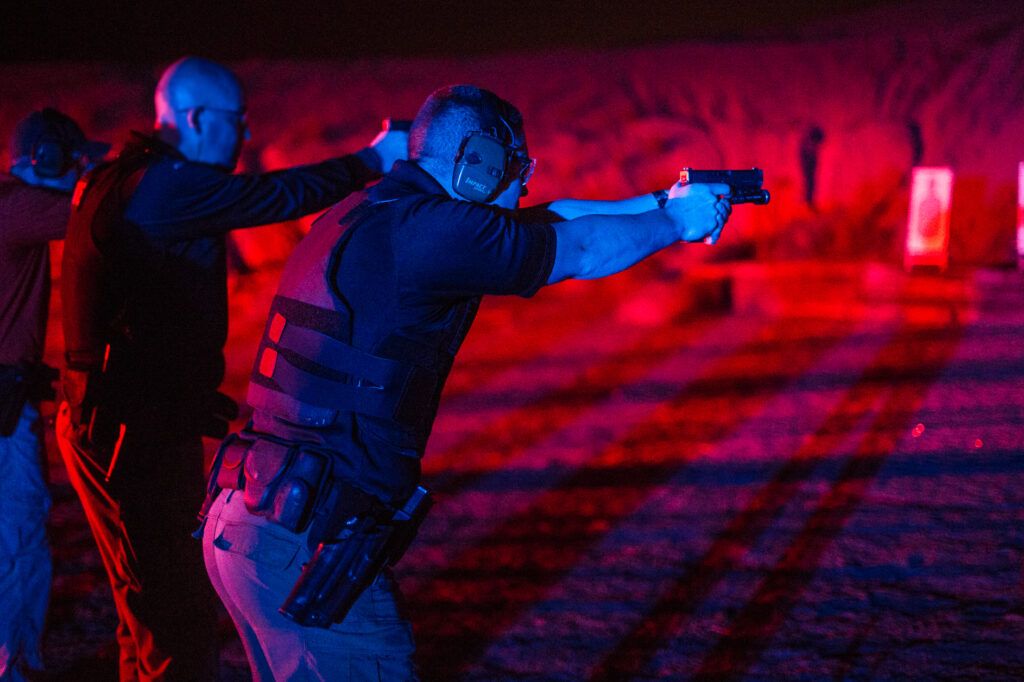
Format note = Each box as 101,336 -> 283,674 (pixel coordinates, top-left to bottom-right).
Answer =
729,189 -> 771,205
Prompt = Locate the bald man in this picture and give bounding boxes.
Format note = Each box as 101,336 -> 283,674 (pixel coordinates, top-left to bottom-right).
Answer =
56,56 -> 407,681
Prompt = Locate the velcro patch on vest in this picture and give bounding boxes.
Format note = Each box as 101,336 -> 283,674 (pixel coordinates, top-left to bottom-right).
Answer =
269,313 -> 286,343
259,347 -> 278,378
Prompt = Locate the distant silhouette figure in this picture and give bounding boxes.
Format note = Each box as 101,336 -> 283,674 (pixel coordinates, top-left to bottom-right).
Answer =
800,125 -> 825,210
907,120 -> 924,167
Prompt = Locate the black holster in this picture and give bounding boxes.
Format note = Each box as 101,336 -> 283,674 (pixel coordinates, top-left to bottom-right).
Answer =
0,363 -> 59,437
279,486 -> 432,628
65,342 -> 240,484
194,431 -> 432,628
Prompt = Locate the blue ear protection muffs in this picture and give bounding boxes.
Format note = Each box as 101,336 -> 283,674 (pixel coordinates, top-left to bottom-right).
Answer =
17,108 -> 109,180
31,135 -> 73,179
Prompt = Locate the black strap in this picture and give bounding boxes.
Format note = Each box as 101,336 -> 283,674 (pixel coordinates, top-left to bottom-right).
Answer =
275,322 -> 410,389
266,350 -> 402,419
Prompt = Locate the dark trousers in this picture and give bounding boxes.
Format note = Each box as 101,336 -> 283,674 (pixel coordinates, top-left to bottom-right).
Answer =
56,402 -> 218,681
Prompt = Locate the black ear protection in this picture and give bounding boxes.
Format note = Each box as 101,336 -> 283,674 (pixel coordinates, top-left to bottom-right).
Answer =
31,135 -> 73,179
452,131 -> 534,203
452,132 -> 511,202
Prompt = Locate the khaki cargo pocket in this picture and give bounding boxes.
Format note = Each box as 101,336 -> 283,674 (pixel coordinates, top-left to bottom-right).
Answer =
211,519 -> 300,571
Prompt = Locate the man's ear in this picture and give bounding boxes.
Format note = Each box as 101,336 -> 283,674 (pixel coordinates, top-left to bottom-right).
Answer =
187,107 -> 203,133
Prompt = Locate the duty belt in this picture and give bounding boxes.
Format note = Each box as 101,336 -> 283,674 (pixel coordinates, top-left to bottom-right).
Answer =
196,431 -> 432,628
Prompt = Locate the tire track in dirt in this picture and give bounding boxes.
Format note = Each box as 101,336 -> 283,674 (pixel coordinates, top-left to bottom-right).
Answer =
465,317 -> 891,679
689,318 -> 965,679
584,284 -> 968,679
409,315 -> 857,680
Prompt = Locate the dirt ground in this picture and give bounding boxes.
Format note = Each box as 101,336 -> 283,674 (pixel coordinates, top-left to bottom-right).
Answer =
37,259 -> 1024,681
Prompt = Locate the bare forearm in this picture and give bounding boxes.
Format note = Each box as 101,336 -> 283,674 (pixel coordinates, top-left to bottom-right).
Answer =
548,210 -> 678,283
547,193 -> 659,221
546,183 -> 729,285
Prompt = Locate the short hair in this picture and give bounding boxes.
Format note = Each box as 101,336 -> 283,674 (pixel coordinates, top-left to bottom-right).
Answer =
409,85 -> 526,167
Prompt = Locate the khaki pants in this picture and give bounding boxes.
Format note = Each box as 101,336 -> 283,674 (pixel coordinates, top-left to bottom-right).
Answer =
203,489 -> 418,681
55,402 -> 218,681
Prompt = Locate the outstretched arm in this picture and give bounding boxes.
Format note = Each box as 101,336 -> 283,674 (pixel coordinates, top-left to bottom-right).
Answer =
131,125 -> 409,240
547,182 -> 730,283
545,190 -> 663,221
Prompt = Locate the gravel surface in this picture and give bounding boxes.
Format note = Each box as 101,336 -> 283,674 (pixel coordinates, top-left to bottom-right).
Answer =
37,262 -> 1024,681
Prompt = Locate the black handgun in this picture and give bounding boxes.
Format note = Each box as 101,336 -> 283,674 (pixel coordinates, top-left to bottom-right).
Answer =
680,168 -> 770,205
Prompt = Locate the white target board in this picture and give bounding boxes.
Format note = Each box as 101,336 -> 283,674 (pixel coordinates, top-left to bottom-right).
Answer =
904,167 -> 953,271
1017,162 -> 1024,268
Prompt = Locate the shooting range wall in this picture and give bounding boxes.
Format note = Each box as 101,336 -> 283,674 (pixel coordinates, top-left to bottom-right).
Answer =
2,2 -> 1021,267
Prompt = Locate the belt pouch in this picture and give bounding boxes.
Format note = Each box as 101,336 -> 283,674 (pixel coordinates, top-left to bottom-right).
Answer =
242,439 -> 294,514
270,450 -> 329,533
215,433 -> 251,490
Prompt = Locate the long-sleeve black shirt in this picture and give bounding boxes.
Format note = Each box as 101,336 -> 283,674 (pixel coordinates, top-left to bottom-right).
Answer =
69,133 -> 380,409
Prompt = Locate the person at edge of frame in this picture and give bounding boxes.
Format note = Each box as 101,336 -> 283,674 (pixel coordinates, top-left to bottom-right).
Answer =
0,108 -> 109,682
54,55 -> 408,682
199,84 -> 732,681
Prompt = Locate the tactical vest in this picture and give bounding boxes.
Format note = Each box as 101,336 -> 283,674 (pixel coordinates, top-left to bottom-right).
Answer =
247,196 -> 479,454
63,139 -> 237,441
63,146 -> 153,374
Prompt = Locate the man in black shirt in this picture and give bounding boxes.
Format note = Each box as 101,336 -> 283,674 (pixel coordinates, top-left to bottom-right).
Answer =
56,56 -> 407,681
201,84 -> 730,680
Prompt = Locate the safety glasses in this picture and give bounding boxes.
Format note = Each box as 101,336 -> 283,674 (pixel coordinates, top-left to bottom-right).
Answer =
510,152 -> 536,186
